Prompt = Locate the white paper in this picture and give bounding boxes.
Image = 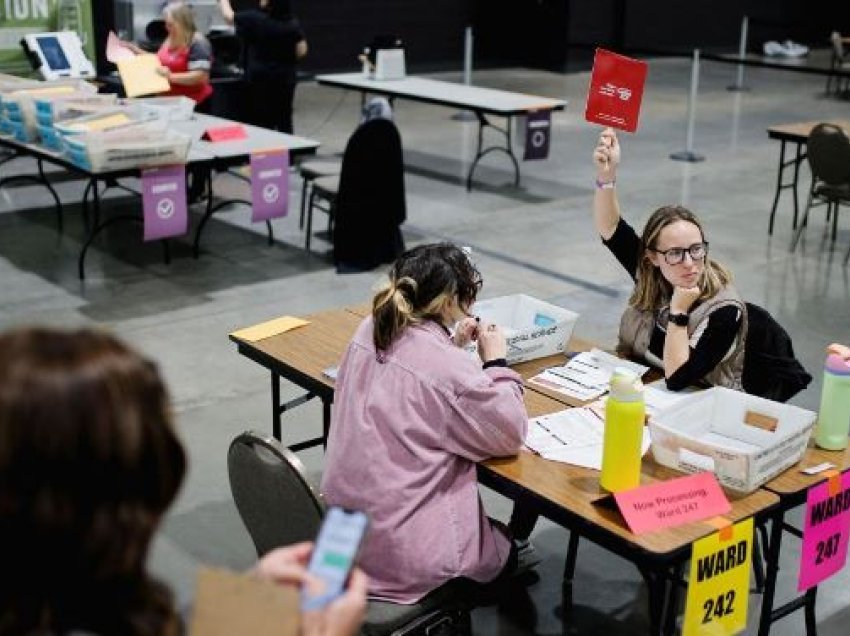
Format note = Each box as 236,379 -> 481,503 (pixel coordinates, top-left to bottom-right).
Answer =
643,382 -> 695,418
524,407 -> 651,470
528,348 -> 649,402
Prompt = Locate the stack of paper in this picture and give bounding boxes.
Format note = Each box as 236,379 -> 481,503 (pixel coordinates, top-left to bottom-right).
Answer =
524,405 -> 651,470
529,348 -> 649,401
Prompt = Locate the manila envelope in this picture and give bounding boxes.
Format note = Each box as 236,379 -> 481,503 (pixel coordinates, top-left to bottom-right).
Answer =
189,567 -> 299,636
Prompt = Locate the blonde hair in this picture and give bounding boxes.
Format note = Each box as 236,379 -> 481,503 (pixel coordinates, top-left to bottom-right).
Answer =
372,244 -> 482,351
163,2 -> 198,48
630,205 -> 732,312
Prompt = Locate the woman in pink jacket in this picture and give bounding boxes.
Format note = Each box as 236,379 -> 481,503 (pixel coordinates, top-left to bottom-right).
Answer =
321,243 -> 529,604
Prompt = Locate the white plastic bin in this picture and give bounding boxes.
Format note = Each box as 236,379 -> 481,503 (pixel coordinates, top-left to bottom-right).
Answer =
468,294 -> 579,364
649,387 -> 817,493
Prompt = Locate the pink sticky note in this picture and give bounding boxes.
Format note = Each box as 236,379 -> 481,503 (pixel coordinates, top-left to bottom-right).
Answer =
798,472 -> 850,591
613,472 -> 731,535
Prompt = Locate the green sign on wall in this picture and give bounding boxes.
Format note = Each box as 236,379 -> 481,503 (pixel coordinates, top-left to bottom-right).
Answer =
0,0 -> 95,75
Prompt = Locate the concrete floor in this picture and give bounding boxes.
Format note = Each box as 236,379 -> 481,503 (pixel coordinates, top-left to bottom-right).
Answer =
1,57 -> 849,633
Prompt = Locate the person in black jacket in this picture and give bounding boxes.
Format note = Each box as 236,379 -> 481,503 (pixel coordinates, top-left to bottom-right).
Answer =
219,0 -> 307,133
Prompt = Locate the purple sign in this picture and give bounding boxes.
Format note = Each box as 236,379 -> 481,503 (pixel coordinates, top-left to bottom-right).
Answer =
251,150 -> 289,222
142,165 -> 188,242
798,472 -> 850,591
524,110 -> 551,161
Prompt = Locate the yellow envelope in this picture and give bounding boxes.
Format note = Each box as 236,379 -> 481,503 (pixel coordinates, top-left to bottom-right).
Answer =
230,316 -> 310,342
67,113 -> 131,132
683,517 -> 753,636
116,54 -> 170,98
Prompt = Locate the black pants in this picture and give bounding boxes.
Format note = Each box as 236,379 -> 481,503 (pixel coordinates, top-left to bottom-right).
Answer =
187,97 -> 212,202
243,77 -> 296,133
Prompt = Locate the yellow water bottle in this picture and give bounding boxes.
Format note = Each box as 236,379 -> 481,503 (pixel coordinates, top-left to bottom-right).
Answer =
600,368 -> 645,492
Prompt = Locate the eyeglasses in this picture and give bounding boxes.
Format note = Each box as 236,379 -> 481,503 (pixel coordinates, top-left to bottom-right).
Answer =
649,241 -> 709,265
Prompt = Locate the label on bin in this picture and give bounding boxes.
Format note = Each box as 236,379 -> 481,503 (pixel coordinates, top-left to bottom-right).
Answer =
250,150 -> 289,222
798,471 -> 850,591
613,471 -> 731,534
683,517 -> 752,636
142,165 -> 187,241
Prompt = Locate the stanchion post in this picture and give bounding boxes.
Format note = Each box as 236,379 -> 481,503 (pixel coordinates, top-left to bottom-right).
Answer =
453,26 -> 476,121
670,49 -> 706,162
728,15 -> 751,91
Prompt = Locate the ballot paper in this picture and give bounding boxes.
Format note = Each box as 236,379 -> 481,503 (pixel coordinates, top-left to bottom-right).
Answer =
528,348 -> 649,401
524,406 -> 651,470
643,381 -> 696,418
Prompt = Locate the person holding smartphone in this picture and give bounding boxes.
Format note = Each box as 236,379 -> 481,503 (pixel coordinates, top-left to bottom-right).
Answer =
0,327 -> 366,636
592,127 -> 747,390
321,243 -> 529,603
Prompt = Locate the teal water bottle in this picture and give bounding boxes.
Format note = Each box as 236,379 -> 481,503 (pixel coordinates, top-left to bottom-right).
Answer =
814,354 -> 850,450
600,368 -> 645,492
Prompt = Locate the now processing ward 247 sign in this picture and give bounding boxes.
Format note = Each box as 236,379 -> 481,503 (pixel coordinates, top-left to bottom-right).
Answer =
585,48 -> 648,133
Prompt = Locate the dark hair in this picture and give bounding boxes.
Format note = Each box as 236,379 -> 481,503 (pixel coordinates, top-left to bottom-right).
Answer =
0,328 -> 186,636
372,243 -> 482,351
264,0 -> 292,20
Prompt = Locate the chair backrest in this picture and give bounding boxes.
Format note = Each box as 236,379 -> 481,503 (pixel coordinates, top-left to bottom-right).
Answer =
807,123 -> 850,186
742,302 -> 812,403
228,430 -> 324,557
333,118 -> 406,271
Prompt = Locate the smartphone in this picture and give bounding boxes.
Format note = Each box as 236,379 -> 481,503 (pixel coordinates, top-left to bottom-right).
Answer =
301,506 -> 369,611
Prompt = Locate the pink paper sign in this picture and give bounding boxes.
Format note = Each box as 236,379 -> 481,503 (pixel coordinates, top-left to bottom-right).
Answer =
613,472 -> 731,535
798,472 -> 850,591
250,150 -> 289,222
142,164 -> 188,241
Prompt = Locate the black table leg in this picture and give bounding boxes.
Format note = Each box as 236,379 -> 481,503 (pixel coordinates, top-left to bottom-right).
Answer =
271,371 -> 281,441
758,512 -> 785,636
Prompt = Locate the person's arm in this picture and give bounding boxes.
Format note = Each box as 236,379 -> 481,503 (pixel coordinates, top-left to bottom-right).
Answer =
218,0 -> 235,25
160,38 -> 211,86
592,127 -> 621,240
296,38 -> 308,60
444,327 -> 527,461
664,306 -> 742,390
119,40 -> 144,55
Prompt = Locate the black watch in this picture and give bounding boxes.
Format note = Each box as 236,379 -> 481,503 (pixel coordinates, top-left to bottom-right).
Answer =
668,312 -> 689,327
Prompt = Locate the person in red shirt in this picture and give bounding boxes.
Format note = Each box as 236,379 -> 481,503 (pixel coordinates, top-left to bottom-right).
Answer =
156,2 -> 214,112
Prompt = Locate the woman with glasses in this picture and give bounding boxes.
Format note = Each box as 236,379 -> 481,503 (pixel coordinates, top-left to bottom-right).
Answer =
322,243 -> 528,603
592,127 -> 746,390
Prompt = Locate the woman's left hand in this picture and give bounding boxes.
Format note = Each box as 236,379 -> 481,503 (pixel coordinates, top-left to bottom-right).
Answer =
670,286 -> 701,315
155,66 -> 172,79
453,317 -> 479,348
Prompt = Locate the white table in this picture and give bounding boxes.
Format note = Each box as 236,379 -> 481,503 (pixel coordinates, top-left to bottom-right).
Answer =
173,113 -> 320,256
316,73 -> 567,190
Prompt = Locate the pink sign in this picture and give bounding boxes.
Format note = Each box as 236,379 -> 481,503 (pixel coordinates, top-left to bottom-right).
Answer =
613,472 -> 731,535
798,472 -> 850,591
142,165 -> 188,241
250,150 -> 289,222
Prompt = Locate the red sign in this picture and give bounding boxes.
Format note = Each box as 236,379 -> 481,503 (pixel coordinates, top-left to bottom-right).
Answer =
202,124 -> 248,142
613,472 -> 731,535
584,48 -> 648,133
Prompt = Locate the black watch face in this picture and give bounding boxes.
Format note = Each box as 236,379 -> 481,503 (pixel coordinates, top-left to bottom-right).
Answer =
669,313 -> 688,326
